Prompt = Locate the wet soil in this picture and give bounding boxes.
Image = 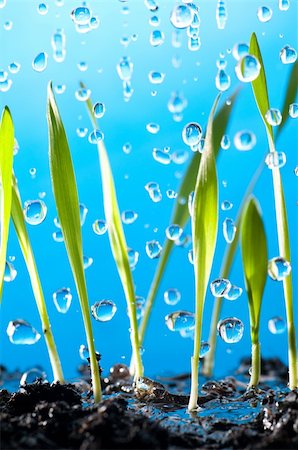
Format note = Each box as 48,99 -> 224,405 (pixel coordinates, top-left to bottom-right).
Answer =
0,358 -> 297,450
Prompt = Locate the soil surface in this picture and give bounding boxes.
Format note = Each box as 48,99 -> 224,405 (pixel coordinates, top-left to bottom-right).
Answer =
0,358 -> 297,450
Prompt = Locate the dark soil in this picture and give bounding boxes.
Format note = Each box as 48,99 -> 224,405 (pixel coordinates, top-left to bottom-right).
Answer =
1,358 -> 297,450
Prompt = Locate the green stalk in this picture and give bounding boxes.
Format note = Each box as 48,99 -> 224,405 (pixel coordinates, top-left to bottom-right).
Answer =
11,179 -> 64,383
250,341 -> 261,388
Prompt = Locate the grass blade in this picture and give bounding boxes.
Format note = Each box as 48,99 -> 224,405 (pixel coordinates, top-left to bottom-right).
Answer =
276,60 -> 298,139
250,32 -> 297,389
81,82 -> 144,379
47,83 -> 101,400
188,95 -> 220,411
241,196 -> 268,388
11,177 -> 64,382
138,91 -> 239,350
0,107 -> 14,300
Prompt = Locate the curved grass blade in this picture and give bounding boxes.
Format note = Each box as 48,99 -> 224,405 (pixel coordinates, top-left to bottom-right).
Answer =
250,32 -> 297,389
138,90 -> 239,351
276,60 -> 298,139
188,94 -> 220,411
81,82 -> 144,379
0,107 -> 14,300
241,196 -> 268,388
11,176 -> 64,382
47,83 -> 101,401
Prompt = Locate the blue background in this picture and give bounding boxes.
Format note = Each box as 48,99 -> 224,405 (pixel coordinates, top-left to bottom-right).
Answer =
0,0 -> 297,382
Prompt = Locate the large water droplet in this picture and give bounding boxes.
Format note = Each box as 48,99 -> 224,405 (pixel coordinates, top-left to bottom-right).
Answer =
210,278 -> 231,297
150,29 -> 165,47
234,130 -> 256,151
224,285 -> 243,301
4,261 -> 17,282
7,320 -> 41,345
235,55 -> 261,82
217,317 -> 244,343
92,219 -> 108,235
215,69 -> 231,92
232,42 -> 249,61
265,151 -> 286,169
265,108 -> 282,126
223,217 -> 236,243
268,316 -> 286,334
32,52 -> 48,72
170,4 -> 194,29
53,287 -> 72,313
38,3 -> 48,15
24,200 -> 47,225
280,45 -> 297,64
91,300 -> 117,322
268,257 -> 291,281
145,240 -> 162,259
165,224 -> 183,241
20,368 -> 47,385
165,311 -> 195,332
257,6 -> 272,22
279,0 -> 290,11
182,122 -> 202,146
164,288 -> 181,306
71,6 -> 91,25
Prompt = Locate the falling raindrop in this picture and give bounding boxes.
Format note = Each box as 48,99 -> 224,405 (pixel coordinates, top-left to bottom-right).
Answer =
93,102 -> 106,119
32,52 -> 48,72
279,0 -> 290,11
53,288 -> 72,314
7,320 -> 41,345
223,218 -> 236,243
165,311 -> 195,332
216,0 -> 228,30
4,261 -> 17,282
24,200 -> 47,225
268,257 -> 291,281
164,288 -> 181,306
91,300 -> 117,322
38,3 -> 48,15
215,69 -> 231,91
217,317 -> 244,343
268,316 -> 286,334
8,62 -> 21,74
210,278 -> 231,297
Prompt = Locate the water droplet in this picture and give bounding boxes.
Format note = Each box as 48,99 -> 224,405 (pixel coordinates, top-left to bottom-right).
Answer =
165,311 -> 195,332
188,249 -> 194,265
4,20 -> 13,30
0,0 -> 7,8
29,167 -> 37,178
165,224 -> 183,241
182,122 -> 202,146
92,219 -> 108,235
149,187 -> 162,202
268,257 -> 291,280
52,230 -> 64,242
38,2 -> 48,15
146,122 -> 160,134
135,296 -> 146,320
91,300 -> 117,322
4,261 -> 17,282
235,55 -> 261,82
265,151 -> 286,169
146,240 -> 162,259
53,287 -> 72,313
32,52 -> 48,72
221,200 -> 233,211
145,181 -> 159,192
224,285 -> 243,301
257,6 -> 272,22
210,278 -> 231,297
188,36 -> 201,51
79,203 -> 88,226
122,142 -> 132,154
20,368 -> 47,385
71,6 -> 91,25
217,317 -> 244,343
223,218 -> 236,243
24,200 -> 47,225
232,42 -> 249,61
121,210 -> 138,224
280,45 -> 297,64
234,130 -> 256,151
93,102 -> 106,118
152,148 -> 171,165
265,108 -> 282,126
8,62 -> 21,74
77,61 -> 88,72
199,341 -> 210,357
83,256 -> 93,270
294,166 -> 298,176
170,4 -> 194,29
150,29 -> 165,47
52,29 -> 66,62
219,134 -> 230,151
88,129 -> 104,144
279,0 -> 290,11
215,69 -> 231,92
7,320 -> 41,345
54,84 -> 66,94
127,248 -> 139,269
90,16 -> 100,29
216,0 -> 228,30
168,91 -> 188,115
75,87 -> 91,101
289,103 -> 298,118
79,344 -> 89,361
268,316 -> 286,334
77,127 -> 88,138
148,71 -> 165,84
164,288 -> 181,306
144,0 -> 158,12
172,149 -> 189,165
166,189 -> 177,199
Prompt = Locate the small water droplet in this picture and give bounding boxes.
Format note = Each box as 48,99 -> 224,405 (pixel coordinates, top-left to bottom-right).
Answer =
170,4 -> 194,29
38,2 -> 48,15
146,240 -> 162,259
257,6 -> 272,22
166,311 -> 195,332
289,103 -> 298,118
77,127 -> 88,138
71,6 -> 91,25
215,69 -> 231,92
20,368 -> 47,385
182,122 -> 202,146
224,285 -> 243,301
117,56 -> 133,81
210,278 -> 231,297
280,45 -> 297,64
77,61 -> 88,72
146,122 -> 160,134
168,91 -> 188,115
148,71 -> 165,84
52,230 -> 64,242
166,189 -> 177,199
53,287 -> 72,313
199,341 -> 210,357
279,0 -> 290,11
7,320 -> 41,345
265,108 -> 282,126
79,344 -> 89,361
135,296 -> 146,320
268,257 -> 291,280
165,224 -> 183,241
223,217 -> 236,243
152,148 -> 171,165
91,300 -> 117,322
83,256 -> 93,270
217,317 -> 244,343
4,261 -> 17,282
235,55 -> 261,82
75,87 -> 91,102
232,42 -> 249,61
265,151 -> 286,169
150,29 -> 165,47
54,84 -> 66,94
221,200 -> 233,211
32,52 -> 48,72
93,102 -> 106,119
164,288 -> 181,306
88,129 -> 104,144
122,142 -> 132,154
8,62 -> 21,74
216,0 -> 228,30
24,200 -> 47,225
234,130 -> 256,151
127,248 -> 139,269
144,0 -> 158,12
221,134 -> 230,150
268,316 -> 286,334
121,210 -> 138,224
92,219 -> 108,235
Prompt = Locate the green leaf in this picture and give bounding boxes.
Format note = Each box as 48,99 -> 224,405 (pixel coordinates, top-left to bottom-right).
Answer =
47,83 -> 101,401
138,90 -> 239,347
0,107 -> 14,300
11,176 -> 64,382
81,82 -> 144,379
276,60 -> 298,139
241,196 -> 267,337
188,94 -> 219,410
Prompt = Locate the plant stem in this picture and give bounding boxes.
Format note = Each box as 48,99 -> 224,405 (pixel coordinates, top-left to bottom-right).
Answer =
249,341 -> 260,388
188,295 -> 204,411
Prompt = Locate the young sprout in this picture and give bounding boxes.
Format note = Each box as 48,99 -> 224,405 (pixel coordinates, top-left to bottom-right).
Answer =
249,33 -> 297,389
47,84 -> 100,400
241,196 -> 268,387
188,95 -> 220,411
